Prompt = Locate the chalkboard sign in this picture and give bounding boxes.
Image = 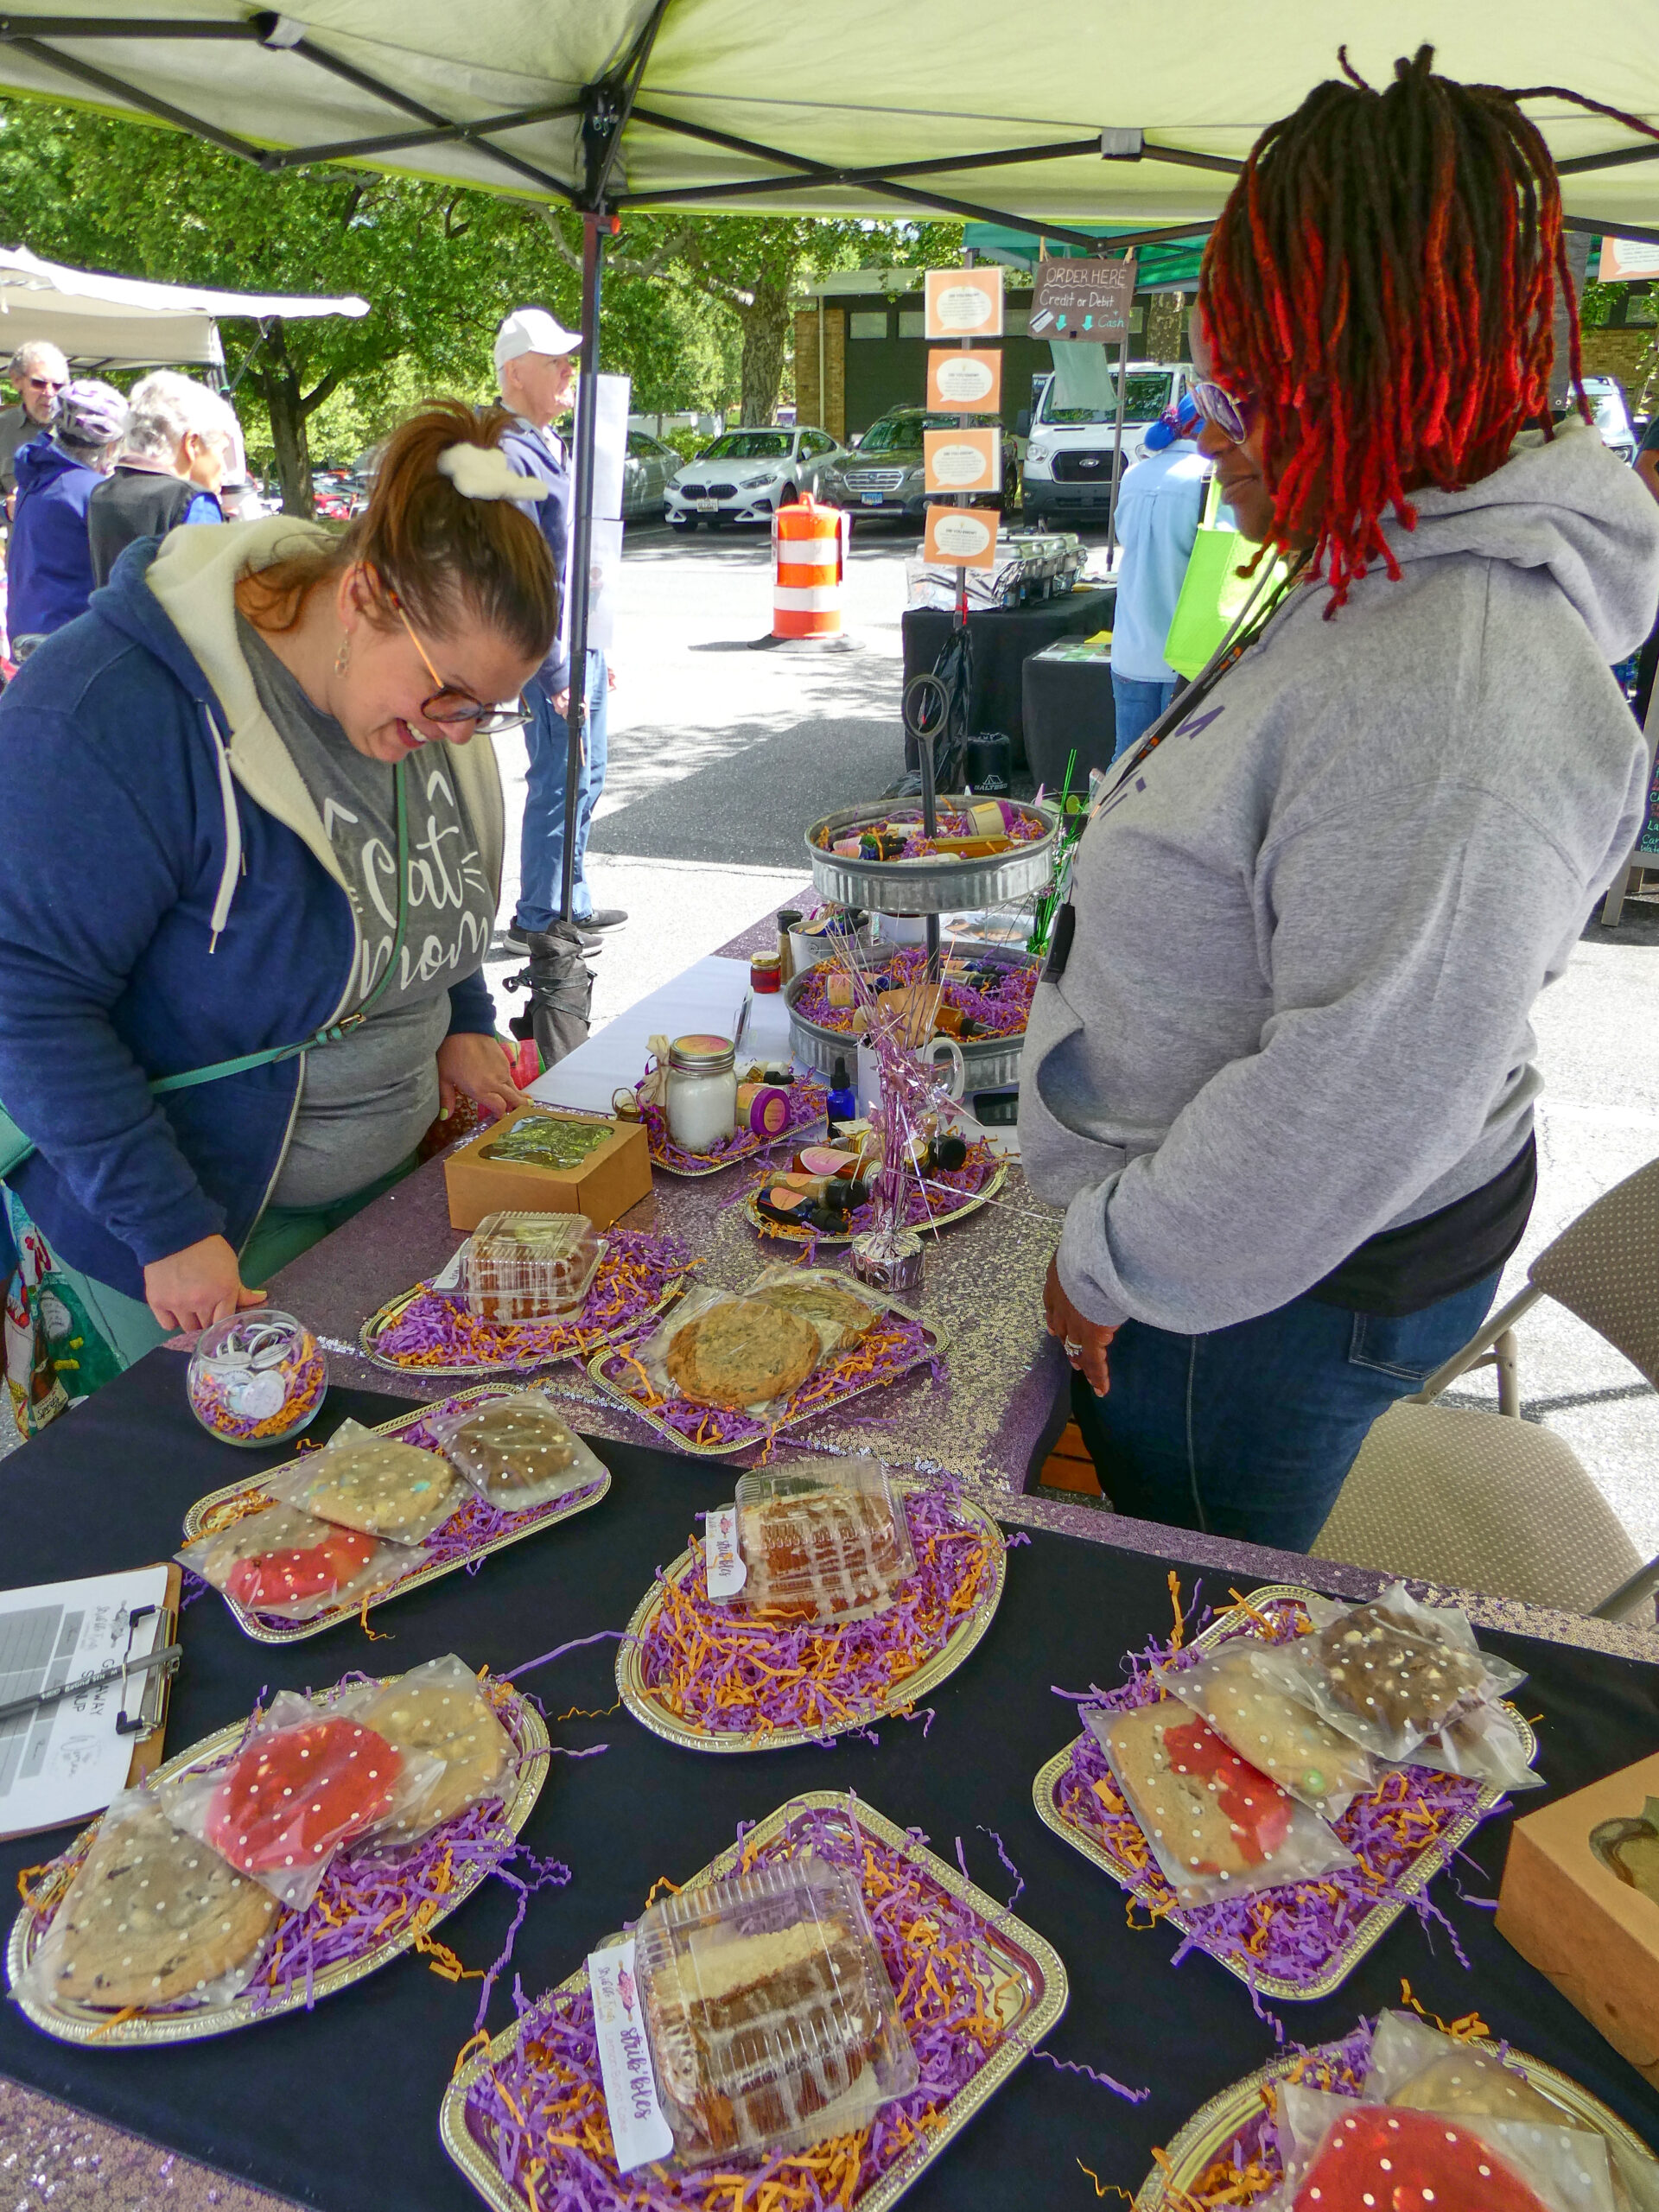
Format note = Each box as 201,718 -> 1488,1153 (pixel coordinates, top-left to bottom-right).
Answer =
1027,255 -> 1137,343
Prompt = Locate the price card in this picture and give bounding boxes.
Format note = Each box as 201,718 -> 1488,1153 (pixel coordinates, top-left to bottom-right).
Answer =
924,426 -> 1001,495
922,505 -> 997,569
924,265 -> 1004,340
705,1503 -> 747,1598
926,348 -> 1002,412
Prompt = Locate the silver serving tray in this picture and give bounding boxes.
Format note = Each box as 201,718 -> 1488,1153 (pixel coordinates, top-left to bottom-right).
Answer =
616,1481 -> 1007,1751
785,944 -> 1035,1092
7,1676 -> 548,2046
440,1791 -> 1068,2212
181,1384 -> 610,1644
1033,1583 -> 1534,2003
1135,2034 -> 1659,2209
804,801 -> 1057,914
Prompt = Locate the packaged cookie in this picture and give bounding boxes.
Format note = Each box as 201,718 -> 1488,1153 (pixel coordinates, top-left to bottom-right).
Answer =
720,1459 -> 915,1624
176,1498 -> 423,1623
165,1691 -> 442,1909
351,1656 -> 517,1836
1288,1582 -> 1528,1760
1269,2080 -> 1618,2212
266,1422 -> 461,1543
745,1263 -> 883,1357
1087,1698 -> 1356,1907
425,1389 -> 608,1512
632,1853 -> 918,2168
1155,1640 -> 1376,1820
1408,1698 -> 1544,1793
18,1789 -> 278,2014
639,1284 -> 825,1414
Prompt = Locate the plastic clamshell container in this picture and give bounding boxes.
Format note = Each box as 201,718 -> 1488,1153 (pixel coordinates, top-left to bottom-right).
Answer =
725,1460 -> 915,1624
459,1211 -> 603,1324
634,1853 -> 918,2169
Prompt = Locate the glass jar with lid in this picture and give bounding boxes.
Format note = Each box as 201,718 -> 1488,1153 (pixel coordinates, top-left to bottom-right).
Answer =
665,1033 -> 738,1154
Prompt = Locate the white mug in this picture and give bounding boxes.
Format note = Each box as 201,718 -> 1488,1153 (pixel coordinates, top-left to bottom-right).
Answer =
855,1032 -> 965,1114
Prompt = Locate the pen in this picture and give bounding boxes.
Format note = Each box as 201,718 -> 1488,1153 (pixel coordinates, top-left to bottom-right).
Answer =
0,1643 -> 181,1731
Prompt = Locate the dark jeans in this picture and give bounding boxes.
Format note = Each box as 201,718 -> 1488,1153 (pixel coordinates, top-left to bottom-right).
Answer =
1070,1268 -> 1503,1552
515,648 -> 607,932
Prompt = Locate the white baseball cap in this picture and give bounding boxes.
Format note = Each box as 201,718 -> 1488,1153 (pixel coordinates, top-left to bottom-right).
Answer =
493,306 -> 582,372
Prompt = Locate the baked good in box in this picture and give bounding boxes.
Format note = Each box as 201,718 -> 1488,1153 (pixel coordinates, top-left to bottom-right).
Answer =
734,1471 -> 912,1622
461,1210 -> 602,1324
640,1868 -> 896,2159
39,1797 -> 276,2008
1103,1701 -> 1295,1879
1314,1602 -> 1487,1736
361,1672 -> 512,1825
287,1437 -> 459,1541
664,1297 -> 821,1409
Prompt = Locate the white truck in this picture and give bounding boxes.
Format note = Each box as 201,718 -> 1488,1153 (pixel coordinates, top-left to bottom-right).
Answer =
1019,360 -> 1192,530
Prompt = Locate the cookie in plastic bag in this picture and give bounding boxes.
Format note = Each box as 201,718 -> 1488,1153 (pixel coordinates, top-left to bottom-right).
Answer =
1408,1698 -> 1543,1791
1086,1698 -> 1356,1907
177,1498 -> 423,1623
267,1425 -> 461,1543
1287,1581 -> 1528,1759
1271,2079 -> 1618,2212
639,1284 -> 824,1413
18,1789 -> 277,2014
352,1656 -> 517,1835
424,1390 -> 607,1512
1155,1640 -> 1376,1820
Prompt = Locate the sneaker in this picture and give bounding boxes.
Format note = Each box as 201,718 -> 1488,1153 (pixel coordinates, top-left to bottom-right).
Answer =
581,907 -> 629,932
504,921 -> 604,952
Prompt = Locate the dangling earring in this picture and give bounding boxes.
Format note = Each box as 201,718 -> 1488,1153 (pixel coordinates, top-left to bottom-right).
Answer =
334,633 -> 351,676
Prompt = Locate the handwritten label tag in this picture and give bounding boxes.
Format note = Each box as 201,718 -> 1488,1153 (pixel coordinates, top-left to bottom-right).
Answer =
589,1938 -> 673,2172
704,1504 -> 747,1598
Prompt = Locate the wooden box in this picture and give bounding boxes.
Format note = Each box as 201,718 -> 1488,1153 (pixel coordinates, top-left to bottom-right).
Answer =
1496,1748 -> 1659,2087
443,1107 -> 652,1232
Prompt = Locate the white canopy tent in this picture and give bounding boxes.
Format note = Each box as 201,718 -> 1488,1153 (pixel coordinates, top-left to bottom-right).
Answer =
0,245 -> 367,370
3,1 -> 1647,934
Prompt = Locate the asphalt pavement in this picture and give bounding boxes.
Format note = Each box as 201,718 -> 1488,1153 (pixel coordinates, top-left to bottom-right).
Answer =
6,513 -> 1659,1588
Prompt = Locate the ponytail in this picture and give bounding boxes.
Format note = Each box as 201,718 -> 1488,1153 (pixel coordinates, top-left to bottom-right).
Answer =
238,399 -> 557,660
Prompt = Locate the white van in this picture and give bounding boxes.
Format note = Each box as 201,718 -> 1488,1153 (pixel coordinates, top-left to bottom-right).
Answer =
1020,360 -> 1192,528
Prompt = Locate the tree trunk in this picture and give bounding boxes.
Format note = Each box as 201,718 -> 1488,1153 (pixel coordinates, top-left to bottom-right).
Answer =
256,321 -> 315,516
737,280 -> 789,424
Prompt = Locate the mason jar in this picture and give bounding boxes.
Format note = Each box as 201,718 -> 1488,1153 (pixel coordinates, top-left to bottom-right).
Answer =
665,1033 -> 738,1153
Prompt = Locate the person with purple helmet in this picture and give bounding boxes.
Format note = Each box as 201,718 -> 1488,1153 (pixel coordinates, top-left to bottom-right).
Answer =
9,378 -> 129,645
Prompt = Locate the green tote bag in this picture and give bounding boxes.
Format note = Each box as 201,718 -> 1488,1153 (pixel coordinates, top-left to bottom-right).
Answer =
1164,475 -> 1289,681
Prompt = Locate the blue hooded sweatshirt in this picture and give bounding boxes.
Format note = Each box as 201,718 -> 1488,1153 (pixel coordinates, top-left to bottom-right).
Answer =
9,431 -> 103,638
0,516 -> 504,1300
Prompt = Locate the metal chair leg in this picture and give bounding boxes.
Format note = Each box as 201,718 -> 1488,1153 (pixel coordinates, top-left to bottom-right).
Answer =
1591,1554 -> 1659,1624
1410,1285 -> 1541,1404
1492,1328 -> 1521,1418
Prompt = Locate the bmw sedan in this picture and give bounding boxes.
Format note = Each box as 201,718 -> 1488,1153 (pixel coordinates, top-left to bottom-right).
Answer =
665,425 -> 844,529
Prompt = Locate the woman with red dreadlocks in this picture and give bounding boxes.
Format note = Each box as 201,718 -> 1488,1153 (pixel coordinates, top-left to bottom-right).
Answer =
1021,48 -> 1659,1548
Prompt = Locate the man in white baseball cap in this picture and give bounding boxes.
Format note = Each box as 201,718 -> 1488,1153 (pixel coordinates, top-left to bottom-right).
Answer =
496,305 -> 626,946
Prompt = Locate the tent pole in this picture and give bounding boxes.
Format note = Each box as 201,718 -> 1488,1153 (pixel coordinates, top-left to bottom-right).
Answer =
559,210 -> 607,926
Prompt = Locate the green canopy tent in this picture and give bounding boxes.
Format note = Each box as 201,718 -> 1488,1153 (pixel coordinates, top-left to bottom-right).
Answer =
0,0 -> 1652,944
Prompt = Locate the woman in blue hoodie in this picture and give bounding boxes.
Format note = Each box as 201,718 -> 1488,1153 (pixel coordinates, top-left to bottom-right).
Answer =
0,399 -> 556,1427
7,378 -> 129,646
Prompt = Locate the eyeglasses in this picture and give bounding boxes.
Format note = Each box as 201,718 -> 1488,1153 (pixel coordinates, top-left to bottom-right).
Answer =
1190,378 -> 1253,445
387,592 -> 530,737
23,377 -> 65,393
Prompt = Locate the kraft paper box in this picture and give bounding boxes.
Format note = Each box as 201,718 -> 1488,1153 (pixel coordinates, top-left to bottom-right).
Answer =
1496,1748 -> 1659,2086
444,1108 -> 652,1232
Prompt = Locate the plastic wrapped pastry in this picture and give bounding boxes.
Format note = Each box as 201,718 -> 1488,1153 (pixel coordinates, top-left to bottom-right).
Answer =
1155,1640 -> 1376,1820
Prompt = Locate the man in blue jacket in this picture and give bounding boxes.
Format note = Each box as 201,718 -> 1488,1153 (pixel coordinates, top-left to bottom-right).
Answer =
495,307 -> 626,945
8,379 -> 130,646
1107,391 -> 1210,757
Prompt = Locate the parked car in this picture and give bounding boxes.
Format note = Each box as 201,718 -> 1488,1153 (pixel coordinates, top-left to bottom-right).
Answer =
623,428 -> 679,520
817,408 -> 1020,522
1553,375 -> 1637,464
1020,364 -> 1192,527
665,425 -> 844,529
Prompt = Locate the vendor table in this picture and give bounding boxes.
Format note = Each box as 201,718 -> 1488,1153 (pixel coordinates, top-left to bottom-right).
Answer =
4,1355 -> 1659,2212
1022,635 -> 1118,790
257,956 -> 1071,1495
900,586 -> 1115,770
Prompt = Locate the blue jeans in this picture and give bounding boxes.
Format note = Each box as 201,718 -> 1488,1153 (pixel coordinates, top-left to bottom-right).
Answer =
515,648 -> 607,931
1110,671 -> 1179,760
1070,1269 -> 1503,1552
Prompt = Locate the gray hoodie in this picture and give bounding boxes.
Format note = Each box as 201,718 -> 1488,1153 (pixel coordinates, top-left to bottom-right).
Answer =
1020,422 -> 1659,1335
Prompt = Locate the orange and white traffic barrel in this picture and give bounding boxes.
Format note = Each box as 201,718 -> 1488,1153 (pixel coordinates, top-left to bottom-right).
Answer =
771,493 -> 850,639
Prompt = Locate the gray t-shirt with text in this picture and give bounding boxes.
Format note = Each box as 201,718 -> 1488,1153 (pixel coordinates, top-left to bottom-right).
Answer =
239,618 -> 494,1208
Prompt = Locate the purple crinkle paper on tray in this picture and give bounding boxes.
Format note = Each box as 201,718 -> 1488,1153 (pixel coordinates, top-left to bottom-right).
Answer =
639,1077 -> 829,1177
1049,1599 -> 1495,1999
461,1806 -> 1013,2210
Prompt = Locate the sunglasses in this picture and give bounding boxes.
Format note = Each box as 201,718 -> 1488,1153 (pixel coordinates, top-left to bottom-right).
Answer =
1190,378 -> 1253,445
387,592 -> 530,738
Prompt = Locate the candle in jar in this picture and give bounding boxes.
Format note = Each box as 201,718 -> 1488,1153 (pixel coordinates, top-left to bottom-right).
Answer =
665,1033 -> 738,1153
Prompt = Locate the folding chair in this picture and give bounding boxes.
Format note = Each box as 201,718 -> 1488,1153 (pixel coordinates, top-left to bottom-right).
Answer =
1313,1156 -> 1659,1621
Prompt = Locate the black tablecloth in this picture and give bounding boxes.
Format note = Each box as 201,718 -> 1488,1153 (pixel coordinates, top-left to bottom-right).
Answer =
1022,648 -> 1117,791
901,587 -> 1116,769
4,1351 -> 1659,2212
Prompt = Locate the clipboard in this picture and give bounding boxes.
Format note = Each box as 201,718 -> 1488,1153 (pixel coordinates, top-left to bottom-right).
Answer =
0,1561 -> 182,1844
